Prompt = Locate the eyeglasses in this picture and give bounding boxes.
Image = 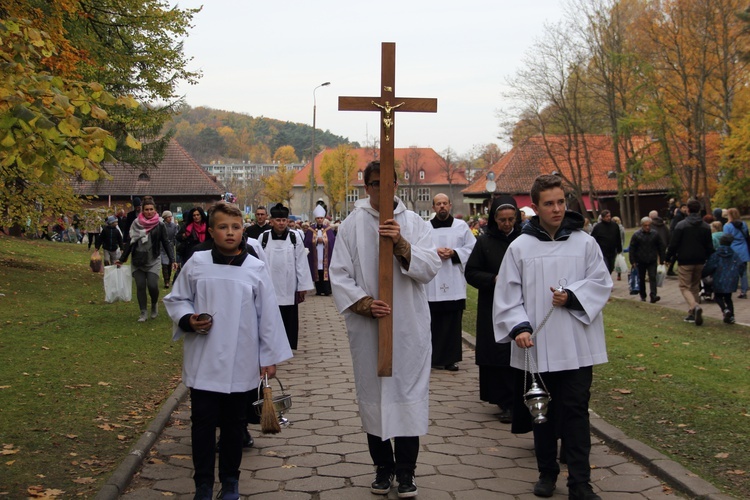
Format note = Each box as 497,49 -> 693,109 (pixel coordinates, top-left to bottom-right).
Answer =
366,180 -> 396,188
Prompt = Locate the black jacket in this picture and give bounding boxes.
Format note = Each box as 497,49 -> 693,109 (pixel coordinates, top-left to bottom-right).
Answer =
666,214 -> 714,265
629,228 -> 665,265
97,225 -> 123,252
591,220 -> 623,258
650,216 -> 670,250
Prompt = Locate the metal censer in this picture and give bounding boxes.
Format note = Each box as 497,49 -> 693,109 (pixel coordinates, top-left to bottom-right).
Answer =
524,380 -> 551,424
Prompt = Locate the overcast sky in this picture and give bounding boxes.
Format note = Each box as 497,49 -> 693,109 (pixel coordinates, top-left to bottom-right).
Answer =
172,0 -> 565,157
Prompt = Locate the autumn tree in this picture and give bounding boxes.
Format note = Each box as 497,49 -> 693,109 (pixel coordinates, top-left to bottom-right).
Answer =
273,145 -> 299,165
262,165 -> 295,207
0,18 -> 141,233
319,145 -> 358,216
438,147 -> 462,202
398,147 -> 426,211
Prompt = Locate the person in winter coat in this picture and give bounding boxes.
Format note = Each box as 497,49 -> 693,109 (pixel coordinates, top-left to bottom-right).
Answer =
160,210 -> 179,289
666,199 -> 714,325
702,234 -> 744,324
96,216 -> 123,266
629,217 -> 665,303
176,207 -> 209,264
649,210 -> 670,254
722,208 -> 749,299
465,195 -> 522,424
590,210 -> 622,273
116,196 -> 175,322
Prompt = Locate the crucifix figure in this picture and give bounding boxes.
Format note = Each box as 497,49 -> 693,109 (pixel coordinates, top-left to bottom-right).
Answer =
339,42 -> 437,376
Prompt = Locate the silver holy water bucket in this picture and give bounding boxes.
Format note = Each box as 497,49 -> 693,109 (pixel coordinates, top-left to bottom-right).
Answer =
524,380 -> 551,424
252,376 -> 293,427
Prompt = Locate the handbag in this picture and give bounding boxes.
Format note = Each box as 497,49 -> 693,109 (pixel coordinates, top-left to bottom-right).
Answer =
104,265 -> 132,303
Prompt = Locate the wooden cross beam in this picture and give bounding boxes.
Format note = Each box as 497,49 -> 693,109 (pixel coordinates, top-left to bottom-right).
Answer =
339,42 -> 437,377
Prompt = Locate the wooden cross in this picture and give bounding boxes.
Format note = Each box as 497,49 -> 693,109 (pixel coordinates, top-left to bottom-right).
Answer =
339,42 -> 437,377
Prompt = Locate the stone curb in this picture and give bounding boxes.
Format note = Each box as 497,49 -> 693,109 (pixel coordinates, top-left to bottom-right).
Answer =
94,383 -> 189,500
462,330 -> 731,500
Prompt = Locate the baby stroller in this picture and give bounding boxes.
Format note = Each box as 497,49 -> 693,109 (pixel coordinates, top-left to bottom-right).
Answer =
699,275 -> 714,303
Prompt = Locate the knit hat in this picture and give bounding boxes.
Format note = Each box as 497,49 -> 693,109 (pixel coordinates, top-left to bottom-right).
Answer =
132,197 -> 141,207
106,215 -> 117,225
162,210 -> 173,218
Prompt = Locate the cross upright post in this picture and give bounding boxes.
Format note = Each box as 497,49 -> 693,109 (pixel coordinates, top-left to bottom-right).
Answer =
339,42 -> 437,376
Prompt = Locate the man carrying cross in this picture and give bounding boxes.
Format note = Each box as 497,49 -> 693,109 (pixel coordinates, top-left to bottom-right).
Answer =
330,161 -> 440,497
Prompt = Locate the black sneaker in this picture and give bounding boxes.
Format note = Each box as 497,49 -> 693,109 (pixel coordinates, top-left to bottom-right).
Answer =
193,484 -> 212,500
370,466 -> 394,495
497,408 -> 513,424
694,306 -> 703,326
650,296 -> 661,303
533,474 -> 557,497
723,309 -> 732,324
217,478 -> 239,500
397,470 -> 418,498
568,482 -> 602,500
683,314 -> 695,323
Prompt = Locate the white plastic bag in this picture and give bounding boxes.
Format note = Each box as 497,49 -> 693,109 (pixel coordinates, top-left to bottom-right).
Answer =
104,264 -> 132,303
656,264 -> 666,287
614,254 -> 627,274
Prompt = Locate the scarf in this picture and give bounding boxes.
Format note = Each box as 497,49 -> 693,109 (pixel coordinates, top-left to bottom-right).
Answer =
186,221 -> 207,243
130,213 -> 159,245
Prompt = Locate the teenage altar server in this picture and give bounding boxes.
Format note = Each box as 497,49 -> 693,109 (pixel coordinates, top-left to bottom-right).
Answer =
260,203 -> 314,350
426,193 -> 476,371
330,161 -> 441,498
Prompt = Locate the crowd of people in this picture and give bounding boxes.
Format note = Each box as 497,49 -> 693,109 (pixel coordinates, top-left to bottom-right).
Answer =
59,182 -> 747,500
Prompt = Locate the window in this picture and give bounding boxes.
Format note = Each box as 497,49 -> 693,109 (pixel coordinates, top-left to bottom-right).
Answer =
399,188 -> 410,201
404,171 -> 410,181
419,209 -> 430,218
357,171 -> 363,180
137,172 -> 150,181
346,188 -> 358,203
417,187 -> 430,201
419,170 -> 425,180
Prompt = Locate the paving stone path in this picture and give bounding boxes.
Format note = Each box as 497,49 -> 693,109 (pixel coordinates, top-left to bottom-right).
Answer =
117,287 -> 736,499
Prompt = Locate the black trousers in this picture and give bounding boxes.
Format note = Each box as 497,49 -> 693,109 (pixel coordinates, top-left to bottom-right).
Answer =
714,293 -> 734,315
532,367 -> 593,487
190,388 -> 248,487
315,271 -> 331,295
637,262 -> 658,300
279,304 -> 299,350
367,433 -> 419,474
479,365 -> 514,411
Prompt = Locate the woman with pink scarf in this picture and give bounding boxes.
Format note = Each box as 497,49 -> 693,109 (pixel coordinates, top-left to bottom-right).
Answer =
116,196 -> 175,322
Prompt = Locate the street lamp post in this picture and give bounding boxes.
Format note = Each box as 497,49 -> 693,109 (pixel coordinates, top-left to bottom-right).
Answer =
310,81 -> 330,218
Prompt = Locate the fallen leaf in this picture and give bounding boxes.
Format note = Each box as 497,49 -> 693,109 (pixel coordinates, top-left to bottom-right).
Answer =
684,429 -> 697,434
709,353 -> 721,359
614,388 -> 632,394
715,453 -> 729,459
97,424 -> 114,431
693,366 -> 707,371
41,346 -> 50,350
6,460 -> 15,466
65,435 -> 77,440
631,366 -> 646,372
0,386 -> 11,389
726,470 -> 746,475
652,343 -> 661,347
117,435 -> 126,441
281,464 -> 297,468
161,493 -> 175,496
172,455 -> 191,460
73,477 -> 95,484
677,424 -> 688,428
97,382 -> 110,387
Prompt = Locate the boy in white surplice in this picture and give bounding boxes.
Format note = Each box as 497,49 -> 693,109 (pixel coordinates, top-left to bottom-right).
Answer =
164,201 -> 292,500
493,175 -> 612,500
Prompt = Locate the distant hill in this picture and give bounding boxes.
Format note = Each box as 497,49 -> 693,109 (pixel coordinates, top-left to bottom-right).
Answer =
165,105 -> 358,165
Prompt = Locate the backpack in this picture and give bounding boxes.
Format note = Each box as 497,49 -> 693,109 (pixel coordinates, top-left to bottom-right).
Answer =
260,230 -> 296,250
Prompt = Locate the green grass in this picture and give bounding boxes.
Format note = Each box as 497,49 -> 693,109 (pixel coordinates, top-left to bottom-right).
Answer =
0,236 -> 182,498
464,277 -> 750,498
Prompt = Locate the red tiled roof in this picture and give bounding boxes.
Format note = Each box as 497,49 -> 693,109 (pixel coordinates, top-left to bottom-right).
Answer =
72,140 -> 224,197
462,135 -> 674,196
293,147 -> 468,186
